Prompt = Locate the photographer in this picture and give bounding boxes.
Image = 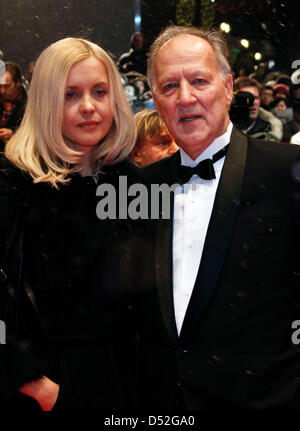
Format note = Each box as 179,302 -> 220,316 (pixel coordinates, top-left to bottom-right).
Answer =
233,77 -> 282,142
229,90 -> 254,132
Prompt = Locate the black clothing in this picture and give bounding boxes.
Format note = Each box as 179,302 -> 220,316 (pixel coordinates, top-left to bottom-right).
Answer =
283,118 -> 300,142
246,116 -> 271,138
138,128 -> 300,410
117,48 -> 147,76
0,156 -> 140,411
260,103 -> 271,111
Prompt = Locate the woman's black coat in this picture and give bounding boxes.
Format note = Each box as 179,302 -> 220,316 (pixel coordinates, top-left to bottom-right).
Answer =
0,155 -> 140,411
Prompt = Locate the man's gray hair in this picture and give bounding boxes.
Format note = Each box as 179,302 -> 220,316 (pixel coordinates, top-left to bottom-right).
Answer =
147,25 -> 231,90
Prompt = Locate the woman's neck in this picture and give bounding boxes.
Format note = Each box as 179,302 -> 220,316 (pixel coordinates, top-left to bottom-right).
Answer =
77,151 -> 94,177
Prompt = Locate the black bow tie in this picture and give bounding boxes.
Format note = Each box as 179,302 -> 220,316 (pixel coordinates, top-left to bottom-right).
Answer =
172,145 -> 229,185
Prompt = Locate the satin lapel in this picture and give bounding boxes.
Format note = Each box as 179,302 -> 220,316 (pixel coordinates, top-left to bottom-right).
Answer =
180,128 -> 248,339
154,152 -> 180,342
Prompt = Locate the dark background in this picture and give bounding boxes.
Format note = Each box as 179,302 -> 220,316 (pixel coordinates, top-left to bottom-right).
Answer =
140,0 -> 300,77
0,0 -> 135,74
0,0 -> 299,79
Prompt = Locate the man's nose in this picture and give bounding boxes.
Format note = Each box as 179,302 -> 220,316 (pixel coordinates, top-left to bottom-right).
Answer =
254,96 -> 261,106
177,81 -> 196,106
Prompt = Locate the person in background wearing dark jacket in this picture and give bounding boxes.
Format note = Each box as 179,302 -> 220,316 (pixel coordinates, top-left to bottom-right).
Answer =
234,77 -> 282,141
0,61 -> 27,151
0,37 -> 138,411
117,32 -> 147,76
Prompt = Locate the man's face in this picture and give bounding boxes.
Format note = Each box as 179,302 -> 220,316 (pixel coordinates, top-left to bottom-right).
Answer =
152,34 -> 233,159
0,71 -> 20,99
260,89 -> 273,106
133,35 -> 143,50
238,85 -> 260,121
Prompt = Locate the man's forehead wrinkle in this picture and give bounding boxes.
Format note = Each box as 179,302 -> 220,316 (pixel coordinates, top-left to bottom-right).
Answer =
156,39 -> 219,81
157,65 -> 213,88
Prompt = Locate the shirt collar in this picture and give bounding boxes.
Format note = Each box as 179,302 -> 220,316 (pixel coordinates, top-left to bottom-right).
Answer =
180,122 -> 233,167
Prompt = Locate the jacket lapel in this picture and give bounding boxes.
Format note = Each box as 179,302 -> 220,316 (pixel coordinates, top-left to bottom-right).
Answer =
153,152 -> 180,341
180,127 -> 248,339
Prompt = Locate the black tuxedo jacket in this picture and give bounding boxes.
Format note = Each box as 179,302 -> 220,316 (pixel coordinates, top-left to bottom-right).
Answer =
138,127 -> 300,411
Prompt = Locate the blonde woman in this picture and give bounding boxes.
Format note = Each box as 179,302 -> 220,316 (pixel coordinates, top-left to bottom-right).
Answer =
0,38 -> 138,411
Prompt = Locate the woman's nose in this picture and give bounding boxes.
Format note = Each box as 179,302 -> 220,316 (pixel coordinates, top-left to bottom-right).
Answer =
80,95 -> 95,114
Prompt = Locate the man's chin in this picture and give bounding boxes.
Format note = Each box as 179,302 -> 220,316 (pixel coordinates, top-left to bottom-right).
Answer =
249,112 -> 258,121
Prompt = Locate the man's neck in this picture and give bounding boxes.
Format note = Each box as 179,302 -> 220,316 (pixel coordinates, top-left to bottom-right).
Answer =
180,122 -> 233,166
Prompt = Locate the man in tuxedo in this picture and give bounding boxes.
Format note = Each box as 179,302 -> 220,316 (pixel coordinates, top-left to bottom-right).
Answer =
137,25 -> 300,410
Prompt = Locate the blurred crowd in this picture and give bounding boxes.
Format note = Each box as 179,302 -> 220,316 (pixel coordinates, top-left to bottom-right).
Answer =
1,32 -> 300,165
231,69 -> 300,144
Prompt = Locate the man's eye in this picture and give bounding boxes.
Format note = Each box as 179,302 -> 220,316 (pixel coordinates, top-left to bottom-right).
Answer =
193,78 -> 205,85
163,83 -> 177,91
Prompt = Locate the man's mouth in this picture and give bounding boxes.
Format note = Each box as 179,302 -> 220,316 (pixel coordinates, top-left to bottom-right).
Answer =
180,115 -> 201,122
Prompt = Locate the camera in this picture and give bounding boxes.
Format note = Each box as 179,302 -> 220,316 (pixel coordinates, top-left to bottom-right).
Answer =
230,91 -> 254,131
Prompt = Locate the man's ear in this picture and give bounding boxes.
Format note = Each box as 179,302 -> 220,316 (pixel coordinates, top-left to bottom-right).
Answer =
151,89 -> 161,116
225,74 -> 233,108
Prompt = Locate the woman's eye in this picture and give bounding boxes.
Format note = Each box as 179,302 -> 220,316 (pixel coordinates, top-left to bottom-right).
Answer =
65,90 -> 78,100
94,88 -> 107,97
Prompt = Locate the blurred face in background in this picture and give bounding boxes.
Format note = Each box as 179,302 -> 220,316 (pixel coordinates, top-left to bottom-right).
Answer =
0,71 -> 21,99
274,99 -> 288,110
133,34 -> 144,51
132,126 -> 178,165
260,88 -> 273,107
239,85 -> 261,120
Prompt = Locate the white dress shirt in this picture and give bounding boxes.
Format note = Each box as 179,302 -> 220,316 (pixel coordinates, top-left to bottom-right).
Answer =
173,122 -> 233,334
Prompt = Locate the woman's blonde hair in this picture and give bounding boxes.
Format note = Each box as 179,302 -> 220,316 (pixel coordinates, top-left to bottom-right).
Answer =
5,37 -> 136,187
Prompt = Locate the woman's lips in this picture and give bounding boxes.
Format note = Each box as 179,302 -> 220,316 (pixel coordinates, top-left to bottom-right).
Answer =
78,121 -> 99,130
